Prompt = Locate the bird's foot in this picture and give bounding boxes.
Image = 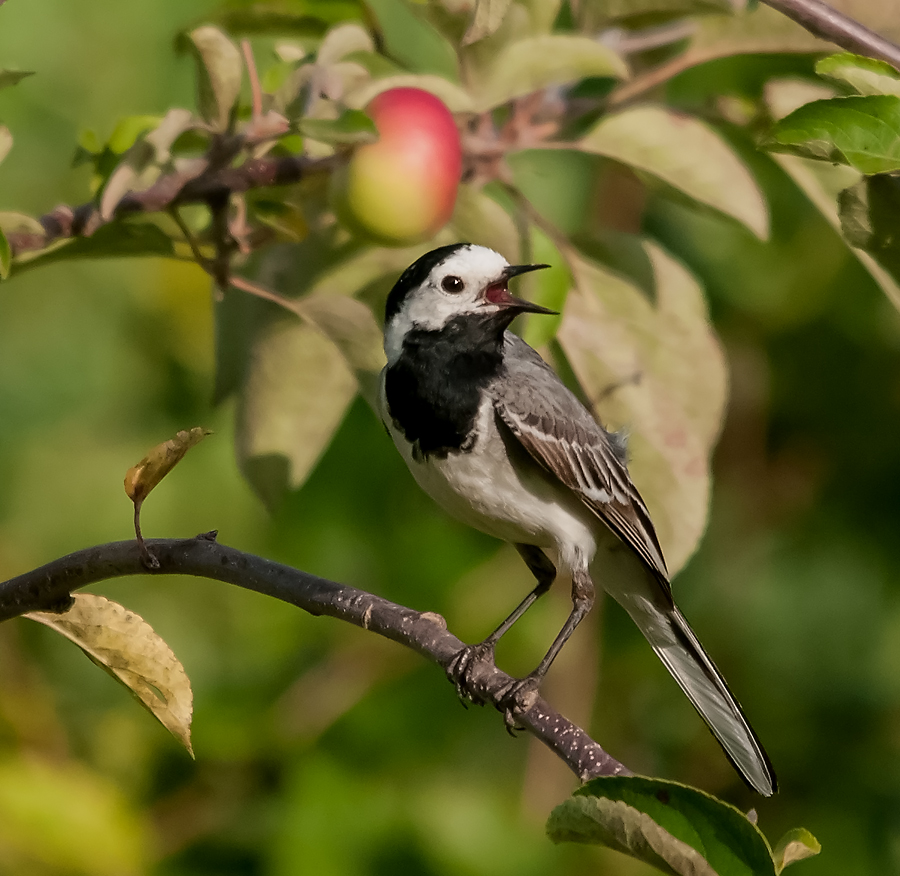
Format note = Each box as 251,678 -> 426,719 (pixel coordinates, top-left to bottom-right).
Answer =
446,641 -> 496,706
494,674 -> 541,734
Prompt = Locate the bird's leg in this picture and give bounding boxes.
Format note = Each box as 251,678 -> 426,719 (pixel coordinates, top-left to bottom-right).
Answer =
496,564 -> 595,729
447,544 -> 556,705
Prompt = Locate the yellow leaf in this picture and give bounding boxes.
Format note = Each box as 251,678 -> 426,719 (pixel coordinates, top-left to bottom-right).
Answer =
463,0 -> 514,45
26,595 -> 194,755
236,312 -> 358,509
472,35 -> 628,112
124,427 -> 211,504
580,105 -> 769,239
558,243 -> 727,573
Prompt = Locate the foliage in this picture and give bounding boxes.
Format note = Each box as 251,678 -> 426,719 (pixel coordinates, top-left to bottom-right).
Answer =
2,0 -> 900,873
548,776 -> 819,875
766,51 -> 900,295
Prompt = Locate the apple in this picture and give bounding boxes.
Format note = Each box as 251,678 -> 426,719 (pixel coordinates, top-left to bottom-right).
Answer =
332,87 -> 462,245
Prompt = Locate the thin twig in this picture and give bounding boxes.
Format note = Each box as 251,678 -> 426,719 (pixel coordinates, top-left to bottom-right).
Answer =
606,0 -> 900,109
131,497 -> 158,569
606,54 -> 702,109
241,40 -> 264,122
0,537 -> 629,783
229,274 -> 301,315
759,0 -> 900,69
169,207 -> 212,271
6,153 -> 341,261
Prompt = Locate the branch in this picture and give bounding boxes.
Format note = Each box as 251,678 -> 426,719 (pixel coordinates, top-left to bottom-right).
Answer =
6,153 -> 341,259
0,535 -> 629,783
607,0 -> 900,110
759,0 -> 900,69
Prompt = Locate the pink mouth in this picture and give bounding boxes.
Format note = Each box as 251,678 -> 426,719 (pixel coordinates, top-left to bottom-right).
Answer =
484,281 -> 511,305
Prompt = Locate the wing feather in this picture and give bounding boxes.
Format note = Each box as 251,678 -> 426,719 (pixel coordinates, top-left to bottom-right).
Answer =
491,334 -> 669,582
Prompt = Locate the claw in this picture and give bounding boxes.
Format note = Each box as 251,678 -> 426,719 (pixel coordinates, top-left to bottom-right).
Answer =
495,675 -> 541,733
446,641 -> 496,706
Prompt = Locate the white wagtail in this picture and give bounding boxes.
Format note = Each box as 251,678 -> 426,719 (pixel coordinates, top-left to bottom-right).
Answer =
377,242 -> 776,796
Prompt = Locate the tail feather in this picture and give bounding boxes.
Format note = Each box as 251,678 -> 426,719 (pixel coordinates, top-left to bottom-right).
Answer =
644,606 -> 777,796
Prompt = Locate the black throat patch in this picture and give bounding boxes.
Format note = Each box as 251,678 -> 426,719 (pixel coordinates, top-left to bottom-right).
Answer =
384,314 -> 508,459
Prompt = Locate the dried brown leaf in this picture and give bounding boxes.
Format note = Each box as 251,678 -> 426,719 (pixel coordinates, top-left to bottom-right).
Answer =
124,427 -> 212,505
27,595 -> 193,754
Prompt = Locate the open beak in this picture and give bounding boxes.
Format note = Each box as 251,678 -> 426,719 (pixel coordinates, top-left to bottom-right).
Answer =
482,263 -> 557,315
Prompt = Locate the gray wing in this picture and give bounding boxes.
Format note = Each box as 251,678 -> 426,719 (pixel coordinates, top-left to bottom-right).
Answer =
493,335 -> 778,795
491,333 -> 669,583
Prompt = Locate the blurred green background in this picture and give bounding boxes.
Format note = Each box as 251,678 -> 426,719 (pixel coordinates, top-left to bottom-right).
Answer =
2,1 -> 900,874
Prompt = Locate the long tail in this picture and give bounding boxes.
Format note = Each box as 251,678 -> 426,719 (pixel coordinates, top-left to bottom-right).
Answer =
640,605 -> 777,796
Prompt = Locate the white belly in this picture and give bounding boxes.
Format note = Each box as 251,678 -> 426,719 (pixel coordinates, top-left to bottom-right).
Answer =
385,395 -> 598,573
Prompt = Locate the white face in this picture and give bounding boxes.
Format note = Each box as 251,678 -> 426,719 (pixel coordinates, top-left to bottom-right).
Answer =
384,245 -> 510,364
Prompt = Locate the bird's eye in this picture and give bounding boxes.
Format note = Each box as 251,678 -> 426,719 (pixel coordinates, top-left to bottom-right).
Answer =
441,275 -> 465,294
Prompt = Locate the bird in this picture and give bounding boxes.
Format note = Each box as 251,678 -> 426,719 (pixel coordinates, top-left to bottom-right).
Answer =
377,242 -> 777,796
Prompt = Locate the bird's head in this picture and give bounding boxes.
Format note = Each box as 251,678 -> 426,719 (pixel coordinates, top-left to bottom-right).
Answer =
383,243 -> 554,363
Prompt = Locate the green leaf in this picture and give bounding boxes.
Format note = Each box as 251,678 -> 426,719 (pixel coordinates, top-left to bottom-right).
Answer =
292,292 -> 387,409
316,21 -> 374,64
221,238 -> 399,504
449,183 -> 521,263
577,0 -> 734,22
11,220 -> 176,274
680,3 -> 828,66
0,211 -> 46,237
473,35 -> 628,112
519,227 -> 568,349
571,229 -> 656,299
0,228 -> 10,281
508,149 -> 601,235
580,105 -> 769,239
558,243 -> 726,574
769,152 -> 900,311
298,109 -> 377,144
345,73 -> 474,111
462,0 -> 513,45
183,26 -> 244,131
236,308 -> 359,509
838,174 -> 900,291
772,828 -> 820,873
766,95 -> 900,174
764,78 -> 836,122
213,229 -> 360,403
816,52 -> 900,98
107,115 -> 162,155
0,69 -> 34,90
547,776 -> 777,876
365,0 -> 459,81
210,0 -> 363,36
